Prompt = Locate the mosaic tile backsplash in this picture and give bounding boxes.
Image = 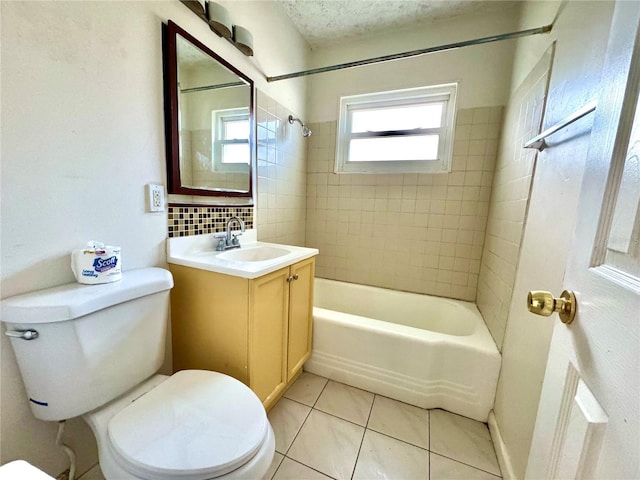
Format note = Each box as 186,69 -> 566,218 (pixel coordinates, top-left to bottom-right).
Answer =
167,206 -> 253,237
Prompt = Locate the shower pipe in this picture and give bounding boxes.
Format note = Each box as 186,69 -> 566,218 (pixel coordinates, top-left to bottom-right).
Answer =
289,115 -> 312,137
266,24 -> 552,82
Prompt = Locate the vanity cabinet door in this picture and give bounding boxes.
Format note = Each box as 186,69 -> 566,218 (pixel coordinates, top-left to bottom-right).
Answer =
248,267 -> 289,407
169,264 -> 249,383
287,258 -> 315,381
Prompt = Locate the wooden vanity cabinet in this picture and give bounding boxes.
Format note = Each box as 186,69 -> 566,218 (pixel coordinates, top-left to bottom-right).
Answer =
286,259 -> 315,380
169,257 -> 314,411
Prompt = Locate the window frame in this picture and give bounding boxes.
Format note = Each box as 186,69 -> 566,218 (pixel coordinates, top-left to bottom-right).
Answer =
336,84 -> 458,174
211,107 -> 250,172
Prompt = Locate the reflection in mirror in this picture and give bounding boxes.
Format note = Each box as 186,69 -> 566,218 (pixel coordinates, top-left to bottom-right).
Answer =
164,21 -> 253,197
606,92 -> 640,279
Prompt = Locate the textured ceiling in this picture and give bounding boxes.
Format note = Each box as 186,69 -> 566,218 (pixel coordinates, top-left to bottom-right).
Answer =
278,0 -> 513,48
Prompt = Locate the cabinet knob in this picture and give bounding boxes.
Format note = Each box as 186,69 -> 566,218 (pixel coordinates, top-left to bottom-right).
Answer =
286,274 -> 299,283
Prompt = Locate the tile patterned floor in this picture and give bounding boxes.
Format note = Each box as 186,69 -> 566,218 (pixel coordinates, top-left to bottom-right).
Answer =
79,371 -> 502,480
266,372 -> 502,480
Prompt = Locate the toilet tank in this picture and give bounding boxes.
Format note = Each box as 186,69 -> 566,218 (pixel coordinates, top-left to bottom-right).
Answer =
1,268 -> 174,421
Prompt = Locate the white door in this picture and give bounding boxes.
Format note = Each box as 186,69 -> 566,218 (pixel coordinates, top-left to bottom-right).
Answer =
526,2 -> 640,479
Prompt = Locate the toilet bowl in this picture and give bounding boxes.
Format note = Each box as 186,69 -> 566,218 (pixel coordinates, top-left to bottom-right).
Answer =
84,371 -> 275,480
0,268 -> 275,480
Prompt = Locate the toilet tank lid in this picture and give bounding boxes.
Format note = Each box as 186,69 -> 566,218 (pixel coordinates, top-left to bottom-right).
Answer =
1,268 -> 174,325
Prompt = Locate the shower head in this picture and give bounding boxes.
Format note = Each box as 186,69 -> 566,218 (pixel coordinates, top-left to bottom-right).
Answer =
288,115 -> 312,137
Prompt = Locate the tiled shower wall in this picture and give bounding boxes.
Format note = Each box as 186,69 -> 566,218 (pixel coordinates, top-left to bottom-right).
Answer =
305,107 -> 502,302
476,50 -> 551,350
256,91 -> 307,246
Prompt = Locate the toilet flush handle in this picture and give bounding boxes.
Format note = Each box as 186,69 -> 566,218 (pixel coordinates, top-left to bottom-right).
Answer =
5,329 -> 39,340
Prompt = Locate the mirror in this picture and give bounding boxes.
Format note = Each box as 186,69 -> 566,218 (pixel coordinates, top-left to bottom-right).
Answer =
164,21 -> 253,197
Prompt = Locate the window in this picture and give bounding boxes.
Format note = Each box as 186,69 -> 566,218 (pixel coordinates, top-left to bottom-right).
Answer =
336,84 -> 457,174
212,108 -> 250,170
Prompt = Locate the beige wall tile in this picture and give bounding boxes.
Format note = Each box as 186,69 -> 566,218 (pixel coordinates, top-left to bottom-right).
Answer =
256,91 -> 307,246
305,107 -> 502,301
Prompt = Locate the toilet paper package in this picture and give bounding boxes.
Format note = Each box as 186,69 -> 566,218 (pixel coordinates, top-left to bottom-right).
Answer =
71,241 -> 122,284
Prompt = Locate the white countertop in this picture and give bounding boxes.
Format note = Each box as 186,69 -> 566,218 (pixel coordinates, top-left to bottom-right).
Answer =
166,230 -> 318,279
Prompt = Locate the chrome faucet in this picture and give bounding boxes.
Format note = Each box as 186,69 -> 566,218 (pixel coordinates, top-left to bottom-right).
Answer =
215,216 -> 245,251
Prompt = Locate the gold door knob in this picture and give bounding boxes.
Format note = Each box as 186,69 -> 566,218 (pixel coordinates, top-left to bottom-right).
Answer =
527,290 -> 577,324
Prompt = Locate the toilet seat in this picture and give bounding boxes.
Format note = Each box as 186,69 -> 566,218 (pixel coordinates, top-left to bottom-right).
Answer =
107,370 -> 268,480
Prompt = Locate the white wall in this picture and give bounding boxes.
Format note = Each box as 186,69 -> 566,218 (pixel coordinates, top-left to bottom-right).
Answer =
0,1 -> 308,476
490,2 -> 615,478
306,4 -> 521,123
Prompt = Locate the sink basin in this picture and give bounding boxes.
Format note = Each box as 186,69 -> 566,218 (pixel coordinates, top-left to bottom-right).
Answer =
217,246 -> 291,262
167,230 -> 318,279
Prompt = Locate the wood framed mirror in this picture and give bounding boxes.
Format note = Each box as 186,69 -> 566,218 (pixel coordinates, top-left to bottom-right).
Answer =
163,20 -> 253,198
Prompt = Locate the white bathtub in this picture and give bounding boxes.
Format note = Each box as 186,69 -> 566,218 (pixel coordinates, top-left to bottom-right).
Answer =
304,278 -> 501,422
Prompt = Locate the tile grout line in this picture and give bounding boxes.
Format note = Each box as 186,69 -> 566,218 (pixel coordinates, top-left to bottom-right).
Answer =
366,426 -> 430,452
284,456 -> 339,480
429,451 -> 503,478
311,378 -> 331,409
269,454 -> 285,480
349,393 -> 376,480
428,409 -> 431,480
274,377 -> 330,474
429,410 -> 502,477
281,402 -> 314,458
283,394 -> 370,430
277,378 -> 343,479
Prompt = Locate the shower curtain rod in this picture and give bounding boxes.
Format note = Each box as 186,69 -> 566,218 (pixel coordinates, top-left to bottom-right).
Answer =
266,24 -> 552,82
180,81 -> 246,94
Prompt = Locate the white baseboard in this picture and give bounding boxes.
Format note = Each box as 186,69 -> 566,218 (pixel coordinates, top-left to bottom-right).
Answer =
488,411 -> 517,480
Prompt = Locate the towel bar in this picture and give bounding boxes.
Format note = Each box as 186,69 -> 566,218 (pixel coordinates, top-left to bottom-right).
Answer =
524,101 -> 597,151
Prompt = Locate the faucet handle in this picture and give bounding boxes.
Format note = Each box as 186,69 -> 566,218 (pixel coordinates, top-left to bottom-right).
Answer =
231,233 -> 242,246
213,232 -> 227,251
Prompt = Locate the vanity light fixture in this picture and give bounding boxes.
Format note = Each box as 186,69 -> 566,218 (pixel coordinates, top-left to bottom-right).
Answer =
233,25 -> 254,57
182,0 -> 206,17
207,1 -> 232,39
180,0 -> 254,57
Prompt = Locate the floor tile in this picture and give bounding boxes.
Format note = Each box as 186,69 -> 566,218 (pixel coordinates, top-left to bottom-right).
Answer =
287,410 -> 365,480
283,371 -> 328,406
78,465 -> 104,480
429,409 -> 501,476
267,397 -> 311,454
367,395 -> 430,449
353,429 -> 429,480
430,453 -> 502,480
272,457 -> 333,480
263,452 -> 284,480
314,380 -> 374,426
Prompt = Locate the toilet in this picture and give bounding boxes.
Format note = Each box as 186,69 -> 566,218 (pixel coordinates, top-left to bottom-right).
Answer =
1,267 -> 275,479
